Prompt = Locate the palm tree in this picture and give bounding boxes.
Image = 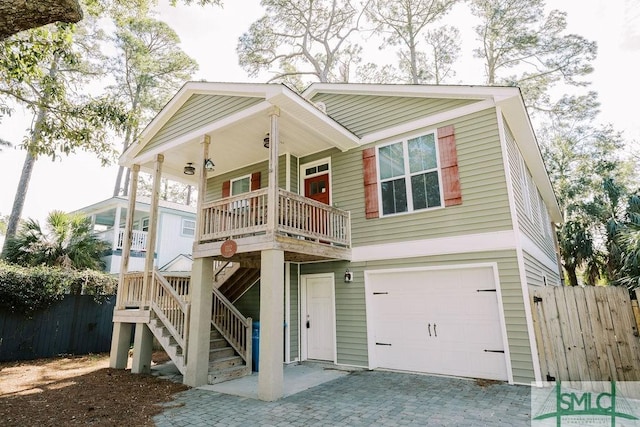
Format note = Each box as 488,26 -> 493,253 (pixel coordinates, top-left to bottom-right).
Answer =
2,210 -> 109,271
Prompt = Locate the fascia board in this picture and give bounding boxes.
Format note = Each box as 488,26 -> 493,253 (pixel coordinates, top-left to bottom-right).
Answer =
303,83 -> 519,100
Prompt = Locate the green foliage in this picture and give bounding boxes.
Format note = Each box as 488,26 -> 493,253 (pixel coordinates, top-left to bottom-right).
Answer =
0,261 -> 116,313
3,211 -> 110,271
470,0 -> 597,110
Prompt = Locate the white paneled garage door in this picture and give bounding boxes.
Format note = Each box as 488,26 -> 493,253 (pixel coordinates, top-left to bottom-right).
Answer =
367,266 -> 509,381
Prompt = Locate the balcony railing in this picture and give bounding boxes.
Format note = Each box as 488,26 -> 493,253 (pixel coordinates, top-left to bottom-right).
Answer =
96,228 -> 148,252
199,188 -> 351,247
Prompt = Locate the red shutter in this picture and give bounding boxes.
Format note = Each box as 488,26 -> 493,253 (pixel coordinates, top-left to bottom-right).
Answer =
250,171 -> 261,191
222,180 -> 230,198
438,125 -> 462,207
362,147 -> 379,219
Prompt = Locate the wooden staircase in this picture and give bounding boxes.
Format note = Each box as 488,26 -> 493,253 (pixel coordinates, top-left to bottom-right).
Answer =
207,327 -> 251,384
125,268 -> 257,385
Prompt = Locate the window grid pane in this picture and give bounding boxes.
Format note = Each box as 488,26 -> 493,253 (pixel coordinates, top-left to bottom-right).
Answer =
408,134 -> 437,173
379,142 -> 405,179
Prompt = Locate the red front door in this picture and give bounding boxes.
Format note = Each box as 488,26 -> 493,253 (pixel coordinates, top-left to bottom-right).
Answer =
304,174 -> 330,204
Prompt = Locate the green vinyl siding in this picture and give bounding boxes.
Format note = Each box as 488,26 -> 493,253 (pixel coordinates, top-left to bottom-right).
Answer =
204,155 -> 291,202
300,249 -> 536,383
310,93 -> 476,138
235,281 -> 260,321
288,263 -> 299,361
504,122 -> 558,263
141,94 -> 263,155
523,250 -> 561,287
330,108 -> 512,246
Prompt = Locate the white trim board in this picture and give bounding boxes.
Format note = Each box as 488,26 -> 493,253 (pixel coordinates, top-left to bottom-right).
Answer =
351,230 -> 517,262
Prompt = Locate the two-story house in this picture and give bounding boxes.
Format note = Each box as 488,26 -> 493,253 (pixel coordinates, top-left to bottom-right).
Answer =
107,82 -> 562,402
76,196 -> 196,273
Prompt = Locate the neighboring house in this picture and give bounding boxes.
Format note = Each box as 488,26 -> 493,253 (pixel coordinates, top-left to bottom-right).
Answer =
108,82 -> 562,401
75,196 -> 196,274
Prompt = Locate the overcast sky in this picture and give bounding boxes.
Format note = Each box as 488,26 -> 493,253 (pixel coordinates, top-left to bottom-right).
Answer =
0,0 -> 638,226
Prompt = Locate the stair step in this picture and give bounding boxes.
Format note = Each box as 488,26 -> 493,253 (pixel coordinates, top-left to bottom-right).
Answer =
210,329 -> 223,340
209,346 -> 235,359
209,355 -> 244,370
210,338 -> 228,349
207,364 -> 251,385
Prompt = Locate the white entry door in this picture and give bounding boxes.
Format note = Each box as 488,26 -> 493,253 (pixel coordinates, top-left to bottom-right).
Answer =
302,274 -> 336,361
367,266 -> 509,381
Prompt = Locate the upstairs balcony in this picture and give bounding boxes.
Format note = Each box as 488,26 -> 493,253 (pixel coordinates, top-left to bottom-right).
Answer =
194,188 -> 351,263
97,228 -> 149,252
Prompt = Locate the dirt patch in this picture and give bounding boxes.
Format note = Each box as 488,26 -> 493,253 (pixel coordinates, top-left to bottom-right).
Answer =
0,352 -> 188,426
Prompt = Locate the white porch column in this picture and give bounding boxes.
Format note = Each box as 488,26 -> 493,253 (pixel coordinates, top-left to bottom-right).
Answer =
184,256 -> 214,387
111,205 -> 122,251
141,154 -> 163,303
109,164 -> 140,369
195,135 -> 210,243
258,248 -> 285,401
266,107 -> 280,236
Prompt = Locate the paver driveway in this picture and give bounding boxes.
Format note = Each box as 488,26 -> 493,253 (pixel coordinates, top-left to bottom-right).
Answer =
154,370 -> 532,426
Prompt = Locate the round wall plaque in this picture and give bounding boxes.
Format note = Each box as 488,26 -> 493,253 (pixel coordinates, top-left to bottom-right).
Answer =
221,239 -> 237,258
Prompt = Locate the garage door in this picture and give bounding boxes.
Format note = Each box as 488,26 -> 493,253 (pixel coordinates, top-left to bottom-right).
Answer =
368,267 -> 509,381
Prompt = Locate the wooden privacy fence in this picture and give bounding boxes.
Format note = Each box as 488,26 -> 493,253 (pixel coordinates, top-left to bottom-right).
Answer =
531,286 -> 640,383
0,295 -> 115,362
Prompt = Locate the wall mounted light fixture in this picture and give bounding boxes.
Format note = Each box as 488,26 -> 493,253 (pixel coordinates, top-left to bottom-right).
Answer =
344,269 -> 353,283
263,133 -> 270,148
183,162 -> 196,175
204,158 -> 215,172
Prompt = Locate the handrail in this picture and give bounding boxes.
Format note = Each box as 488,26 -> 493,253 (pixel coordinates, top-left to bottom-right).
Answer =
211,286 -> 252,367
118,272 -> 145,308
198,187 -> 351,247
150,269 -> 190,361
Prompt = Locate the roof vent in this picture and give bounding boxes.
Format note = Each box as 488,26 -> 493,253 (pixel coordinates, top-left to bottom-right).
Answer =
315,101 -> 327,114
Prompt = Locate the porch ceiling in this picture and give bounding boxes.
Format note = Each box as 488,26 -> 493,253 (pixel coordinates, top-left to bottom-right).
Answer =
122,83 -> 361,184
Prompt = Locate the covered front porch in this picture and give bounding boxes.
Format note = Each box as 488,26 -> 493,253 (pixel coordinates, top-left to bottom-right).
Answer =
109,82 -> 358,401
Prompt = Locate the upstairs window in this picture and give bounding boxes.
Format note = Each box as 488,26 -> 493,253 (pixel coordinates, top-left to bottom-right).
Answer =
378,132 -> 442,216
231,175 -> 251,196
182,219 -> 196,236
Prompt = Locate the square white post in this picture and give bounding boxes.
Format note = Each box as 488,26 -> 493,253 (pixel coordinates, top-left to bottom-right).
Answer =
131,323 -> 153,374
258,248 -> 285,401
184,256 -> 214,387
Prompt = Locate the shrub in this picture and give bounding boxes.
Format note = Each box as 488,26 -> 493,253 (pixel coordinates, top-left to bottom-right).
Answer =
0,261 -> 117,313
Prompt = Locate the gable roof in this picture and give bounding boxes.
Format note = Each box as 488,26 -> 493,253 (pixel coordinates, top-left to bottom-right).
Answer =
122,82 -> 560,223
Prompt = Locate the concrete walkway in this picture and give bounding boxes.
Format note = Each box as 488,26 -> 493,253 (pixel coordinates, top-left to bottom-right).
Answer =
154,368 -> 532,426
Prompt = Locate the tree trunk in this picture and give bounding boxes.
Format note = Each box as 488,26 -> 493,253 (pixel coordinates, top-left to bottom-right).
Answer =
566,266 -> 579,287
2,151 -> 36,253
0,0 -> 82,40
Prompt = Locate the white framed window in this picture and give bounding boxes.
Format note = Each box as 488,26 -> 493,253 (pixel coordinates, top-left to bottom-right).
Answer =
230,174 -> 251,210
181,218 -> 196,236
231,174 -> 251,196
141,217 -> 149,232
377,132 -> 443,216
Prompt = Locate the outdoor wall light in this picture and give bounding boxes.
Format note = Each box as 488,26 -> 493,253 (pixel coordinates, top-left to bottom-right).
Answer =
204,158 -> 215,172
183,162 -> 196,175
344,269 -> 353,283
263,133 -> 270,148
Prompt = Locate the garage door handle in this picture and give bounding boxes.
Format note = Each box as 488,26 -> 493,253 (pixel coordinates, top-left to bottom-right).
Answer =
433,323 -> 437,337
306,320 -> 310,329
376,342 -> 392,346
428,323 -> 431,336
484,349 -> 505,353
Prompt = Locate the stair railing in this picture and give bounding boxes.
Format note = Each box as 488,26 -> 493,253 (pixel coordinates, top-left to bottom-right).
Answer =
150,269 -> 190,362
211,286 -> 252,369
